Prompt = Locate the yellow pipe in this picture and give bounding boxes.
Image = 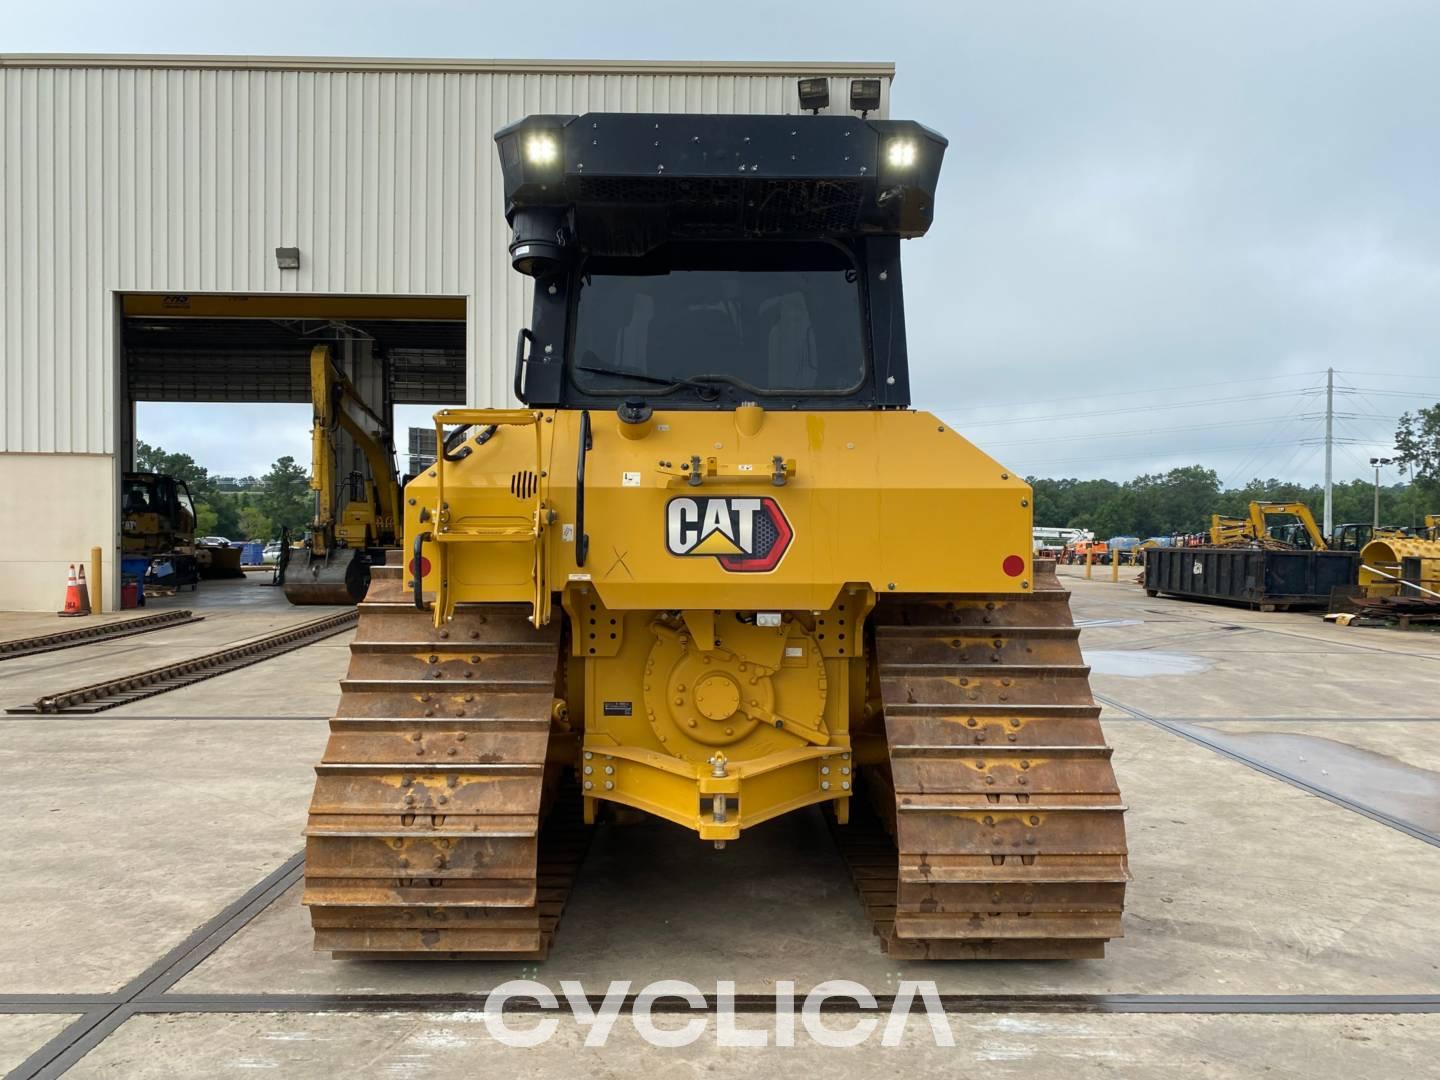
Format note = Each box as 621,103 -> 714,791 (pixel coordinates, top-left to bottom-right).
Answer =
1359,537 -> 1440,596
1110,552 -> 1119,583
1085,550 -> 1093,579
89,546 -> 103,614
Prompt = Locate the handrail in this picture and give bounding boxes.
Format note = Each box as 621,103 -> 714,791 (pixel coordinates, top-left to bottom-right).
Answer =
441,424 -> 474,462
424,408 -> 549,627
412,531 -> 432,610
576,410 -> 592,567
514,328 -> 534,403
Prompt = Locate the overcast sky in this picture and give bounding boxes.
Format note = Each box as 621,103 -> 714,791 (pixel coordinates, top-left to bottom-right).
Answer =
16,0 -> 1440,485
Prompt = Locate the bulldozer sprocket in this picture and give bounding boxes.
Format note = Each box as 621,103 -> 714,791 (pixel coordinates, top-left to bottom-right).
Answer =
303,561 -> 586,956
842,562 -> 1129,959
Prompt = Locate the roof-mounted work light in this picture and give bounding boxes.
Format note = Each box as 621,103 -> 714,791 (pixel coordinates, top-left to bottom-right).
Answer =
524,132 -> 559,166
885,139 -> 918,168
797,78 -> 829,114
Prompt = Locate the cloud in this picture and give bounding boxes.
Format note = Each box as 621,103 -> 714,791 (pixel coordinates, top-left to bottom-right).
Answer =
136,403 -> 312,478
19,0 -> 1440,482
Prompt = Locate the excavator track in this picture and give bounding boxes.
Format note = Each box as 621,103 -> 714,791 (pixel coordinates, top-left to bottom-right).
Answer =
838,561 -> 1128,959
303,558 -> 586,956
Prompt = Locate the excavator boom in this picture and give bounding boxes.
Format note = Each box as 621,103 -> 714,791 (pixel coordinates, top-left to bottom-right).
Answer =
281,344 -> 402,604
1211,502 -> 1327,550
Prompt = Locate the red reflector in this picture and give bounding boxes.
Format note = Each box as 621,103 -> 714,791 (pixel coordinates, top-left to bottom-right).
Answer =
409,556 -> 432,577
1002,555 -> 1025,577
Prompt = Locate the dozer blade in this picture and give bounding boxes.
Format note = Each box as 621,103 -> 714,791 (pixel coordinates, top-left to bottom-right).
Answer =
303,556 -> 587,956
283,549 -> 372,606
839,560 -> 1129,960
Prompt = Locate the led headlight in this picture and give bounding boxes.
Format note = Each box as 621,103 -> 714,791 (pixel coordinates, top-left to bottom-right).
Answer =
885,139 -> 917,168
525,133 -> 558,165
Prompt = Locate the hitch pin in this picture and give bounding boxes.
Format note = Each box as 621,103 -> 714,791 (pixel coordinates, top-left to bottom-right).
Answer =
708,753 -> 730,837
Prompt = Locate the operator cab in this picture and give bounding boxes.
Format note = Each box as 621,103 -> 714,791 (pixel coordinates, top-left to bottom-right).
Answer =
495,112 -> 947,412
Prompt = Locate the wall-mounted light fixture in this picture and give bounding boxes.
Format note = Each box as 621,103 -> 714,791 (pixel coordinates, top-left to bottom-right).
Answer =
275,246 -> 301,271
797,78 -> 829,115
849,79 -> 881,117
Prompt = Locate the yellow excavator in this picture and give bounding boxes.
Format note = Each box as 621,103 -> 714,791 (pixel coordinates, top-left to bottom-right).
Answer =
302,110 -> 1128,960
280,344 -> 401,605
1210,501 -> 1328,549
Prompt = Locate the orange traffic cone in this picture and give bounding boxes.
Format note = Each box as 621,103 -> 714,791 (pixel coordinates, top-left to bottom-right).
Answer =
75,565 -> 93,614
58,564 -> 91,617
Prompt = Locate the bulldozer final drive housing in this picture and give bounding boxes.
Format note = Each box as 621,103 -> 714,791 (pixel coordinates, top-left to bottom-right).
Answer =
302,111 -> 1130,961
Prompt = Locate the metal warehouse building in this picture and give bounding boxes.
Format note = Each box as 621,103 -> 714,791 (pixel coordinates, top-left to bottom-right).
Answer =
0,54 -> 893,610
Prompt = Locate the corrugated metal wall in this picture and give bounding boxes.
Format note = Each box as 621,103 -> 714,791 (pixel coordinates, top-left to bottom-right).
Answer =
0,58 -> 892,455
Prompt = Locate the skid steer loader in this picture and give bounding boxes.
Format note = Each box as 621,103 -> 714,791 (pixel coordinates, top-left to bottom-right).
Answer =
304,111 -> 1129,960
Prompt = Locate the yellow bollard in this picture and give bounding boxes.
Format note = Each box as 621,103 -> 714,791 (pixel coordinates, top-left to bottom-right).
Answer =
1111,552 -> 1120,582
89,545 -> 104,614
1085,550 -> 1093,580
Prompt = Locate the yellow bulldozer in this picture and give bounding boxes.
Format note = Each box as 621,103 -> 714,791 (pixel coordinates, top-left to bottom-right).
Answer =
303,111 -> 1129,960
121,471 -> 201,591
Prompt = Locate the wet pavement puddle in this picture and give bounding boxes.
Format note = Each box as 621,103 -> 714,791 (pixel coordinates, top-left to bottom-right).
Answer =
1184,725 -> 1440,837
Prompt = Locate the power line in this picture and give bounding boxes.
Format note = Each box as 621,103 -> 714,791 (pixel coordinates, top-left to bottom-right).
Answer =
1004,438 -> 1316,469
985,369 -> 1417,480
1334,414 -> 1398,455
926,370 -> 1324,415
940,388 -> 1321,429
1271,442 -> 1322,486
1221,393 -> 1316,488
983,414 -> 1314,449
1333,369 -> 1440,383
1335,387 -> 1440,399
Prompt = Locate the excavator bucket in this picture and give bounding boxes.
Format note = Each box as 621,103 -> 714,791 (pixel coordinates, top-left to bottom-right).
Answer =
282,548 -> 372,606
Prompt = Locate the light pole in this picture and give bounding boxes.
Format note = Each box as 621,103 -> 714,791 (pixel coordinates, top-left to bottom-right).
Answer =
1370,457 -> 1395,528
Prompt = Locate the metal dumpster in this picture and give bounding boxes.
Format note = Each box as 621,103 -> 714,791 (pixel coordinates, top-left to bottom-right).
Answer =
1144,546 -> 1360,610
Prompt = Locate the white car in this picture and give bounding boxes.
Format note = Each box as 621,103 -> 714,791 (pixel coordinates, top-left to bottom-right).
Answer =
198,535 -> 231,547
262,541 -> 283,565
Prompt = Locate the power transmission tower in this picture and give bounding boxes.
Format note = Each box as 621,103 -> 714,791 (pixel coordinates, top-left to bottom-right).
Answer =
1323,367 -> 1334,538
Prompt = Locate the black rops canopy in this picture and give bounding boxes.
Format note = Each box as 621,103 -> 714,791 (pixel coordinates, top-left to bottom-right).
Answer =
495,112 -> 947,265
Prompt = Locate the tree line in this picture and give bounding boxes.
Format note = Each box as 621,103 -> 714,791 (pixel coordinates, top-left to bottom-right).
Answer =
1032,400 -> 1440,538
132,400 -> 1440,544
133,441 -> 312,541
1028,468 -> 1431,539
1031,400 -> 1440,538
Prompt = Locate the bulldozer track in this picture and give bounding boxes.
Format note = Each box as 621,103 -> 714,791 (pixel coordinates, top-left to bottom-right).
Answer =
5,610 -> 357,715
0,610 -> 203,661
838,563 -> 1129,959
303,560 -> 588,956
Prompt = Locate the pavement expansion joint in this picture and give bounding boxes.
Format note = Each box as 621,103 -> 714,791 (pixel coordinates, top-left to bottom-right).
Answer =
7,854 -> 304,1080
8,827 -> 1440,1077
9,581 -> 1440,1075
1094,692 -> 1440,849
